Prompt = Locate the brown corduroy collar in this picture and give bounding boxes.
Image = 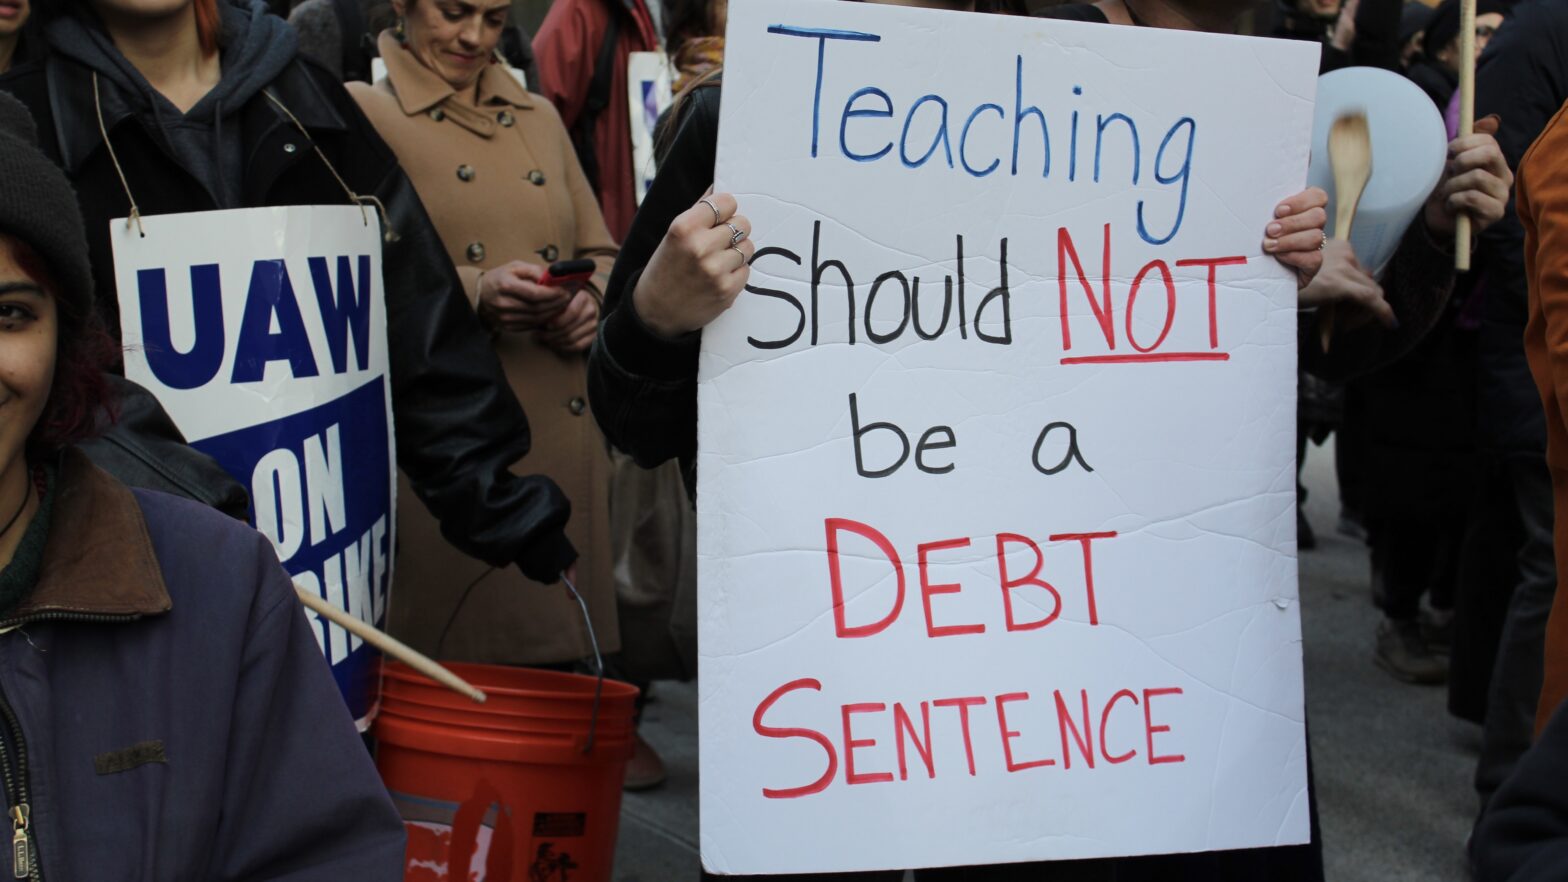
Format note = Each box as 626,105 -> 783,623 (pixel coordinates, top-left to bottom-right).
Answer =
4,447 -> 171,625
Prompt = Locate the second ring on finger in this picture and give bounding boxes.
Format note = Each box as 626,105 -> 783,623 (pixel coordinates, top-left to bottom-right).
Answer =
726,221 -> 748,246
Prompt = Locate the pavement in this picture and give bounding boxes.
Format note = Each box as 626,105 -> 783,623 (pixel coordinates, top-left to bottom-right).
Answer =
612,446 -> 1482,882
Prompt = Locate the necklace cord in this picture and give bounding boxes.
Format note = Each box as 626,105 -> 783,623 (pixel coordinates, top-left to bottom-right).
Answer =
92,72 -> 146,238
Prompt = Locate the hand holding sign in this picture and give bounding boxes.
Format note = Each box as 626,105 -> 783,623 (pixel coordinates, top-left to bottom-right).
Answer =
631,190 -> 755,338
478,260 -> 576,332
1262,187 -> 1330,284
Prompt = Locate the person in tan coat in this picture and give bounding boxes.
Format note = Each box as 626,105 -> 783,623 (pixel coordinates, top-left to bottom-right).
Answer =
347,3 -> 619,670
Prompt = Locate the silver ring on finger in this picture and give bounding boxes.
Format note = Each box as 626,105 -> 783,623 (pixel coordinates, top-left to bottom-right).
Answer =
700,198 -> 722,226
727,222 -> 748,246
1319,230 -> 1327,251
729,244 -> 748,270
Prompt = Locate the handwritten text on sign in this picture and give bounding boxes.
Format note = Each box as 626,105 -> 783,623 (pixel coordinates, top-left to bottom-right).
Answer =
113,206 -> 397,729
697,0 -> 1318,873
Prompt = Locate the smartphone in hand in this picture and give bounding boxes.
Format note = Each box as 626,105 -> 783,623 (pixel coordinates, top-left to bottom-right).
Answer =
538,258 -> 596,288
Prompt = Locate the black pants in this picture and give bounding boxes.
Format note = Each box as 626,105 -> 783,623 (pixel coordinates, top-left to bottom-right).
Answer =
1474,452 -> 1558,805
1368,515 -> 1463,620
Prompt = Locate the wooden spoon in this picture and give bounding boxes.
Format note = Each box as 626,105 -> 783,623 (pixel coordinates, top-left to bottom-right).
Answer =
1318,111 -> 1372,352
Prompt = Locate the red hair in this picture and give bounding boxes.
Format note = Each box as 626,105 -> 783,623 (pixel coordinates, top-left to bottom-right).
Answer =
10,242 -> 119,454
194,0 -> 220,56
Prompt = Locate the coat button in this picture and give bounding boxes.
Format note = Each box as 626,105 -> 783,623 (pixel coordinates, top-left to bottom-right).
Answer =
429,108 -> 446,122
498,111 -> 515,127
466,242 -> 486,263
457,164 -> 476,182
539,244 -> 560,262
569,397 -> 586,416
527,169 -> 546,186
283,142 -> 297,154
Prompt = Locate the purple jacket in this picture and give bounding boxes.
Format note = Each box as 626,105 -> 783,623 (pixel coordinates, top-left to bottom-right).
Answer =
0,449 -> 404,880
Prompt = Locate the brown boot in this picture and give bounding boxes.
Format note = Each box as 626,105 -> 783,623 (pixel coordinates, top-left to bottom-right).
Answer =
1374,617 -> 1448,685
623,733 -> 667,791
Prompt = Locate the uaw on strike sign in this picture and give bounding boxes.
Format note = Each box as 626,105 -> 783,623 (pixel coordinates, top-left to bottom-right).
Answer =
113,206 -> 395,728
699,0 -> 1319,873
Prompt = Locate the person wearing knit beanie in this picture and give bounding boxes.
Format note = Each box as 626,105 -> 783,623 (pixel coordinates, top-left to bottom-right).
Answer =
0,89 -> 120,455
0,84 -> 405,882
0,91 -> 94,321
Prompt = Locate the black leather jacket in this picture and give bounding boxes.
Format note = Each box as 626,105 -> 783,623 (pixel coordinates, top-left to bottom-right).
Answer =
588,85 -> 716,495
2,52 -> 576,582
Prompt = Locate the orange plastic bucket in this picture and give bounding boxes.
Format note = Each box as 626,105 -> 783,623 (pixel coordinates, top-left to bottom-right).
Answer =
376,661 -> 639,882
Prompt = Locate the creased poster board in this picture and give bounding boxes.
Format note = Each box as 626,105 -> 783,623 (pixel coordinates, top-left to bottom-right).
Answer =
113,206 -> 396,729
698,0 -> 1318,873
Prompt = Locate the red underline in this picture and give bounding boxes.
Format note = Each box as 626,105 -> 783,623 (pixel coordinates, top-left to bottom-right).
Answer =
1059,352 -> 1231,365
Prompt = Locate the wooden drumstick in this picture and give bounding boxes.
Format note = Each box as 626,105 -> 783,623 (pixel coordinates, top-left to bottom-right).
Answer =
295,586 -> 487,704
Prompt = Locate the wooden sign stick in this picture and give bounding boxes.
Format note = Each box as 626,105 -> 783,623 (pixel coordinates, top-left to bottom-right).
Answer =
295,586 -> 488,704
1456,0 -> 1478,270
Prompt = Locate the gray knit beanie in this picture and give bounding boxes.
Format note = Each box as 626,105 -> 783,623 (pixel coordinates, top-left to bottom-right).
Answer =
0,91 -> 95,310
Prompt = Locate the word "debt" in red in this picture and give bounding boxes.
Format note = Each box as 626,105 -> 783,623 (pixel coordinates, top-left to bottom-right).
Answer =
826,518 -> 1118,639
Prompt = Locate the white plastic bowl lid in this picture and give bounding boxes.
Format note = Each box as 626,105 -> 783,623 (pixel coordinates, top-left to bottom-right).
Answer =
1306,67 -> 1448,277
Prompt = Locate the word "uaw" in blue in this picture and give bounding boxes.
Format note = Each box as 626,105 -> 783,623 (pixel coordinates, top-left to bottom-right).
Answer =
136,255 -> 374,390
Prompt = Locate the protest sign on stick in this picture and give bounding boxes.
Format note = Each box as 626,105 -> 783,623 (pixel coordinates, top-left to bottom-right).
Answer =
698,0 -> 1319,873
113,206 -> 396,728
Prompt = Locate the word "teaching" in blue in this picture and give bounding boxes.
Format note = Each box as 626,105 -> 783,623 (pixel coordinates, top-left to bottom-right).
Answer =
769,24 -> 1197,246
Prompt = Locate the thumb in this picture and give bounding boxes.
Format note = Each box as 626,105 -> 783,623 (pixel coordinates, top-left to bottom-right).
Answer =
1475,114 -> 1502,136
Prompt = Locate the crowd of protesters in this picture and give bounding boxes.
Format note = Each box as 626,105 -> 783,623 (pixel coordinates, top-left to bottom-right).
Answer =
0,0 -> 1562,878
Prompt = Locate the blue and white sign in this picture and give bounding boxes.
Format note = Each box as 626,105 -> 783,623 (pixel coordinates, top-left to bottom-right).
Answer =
112,206 -> 397,728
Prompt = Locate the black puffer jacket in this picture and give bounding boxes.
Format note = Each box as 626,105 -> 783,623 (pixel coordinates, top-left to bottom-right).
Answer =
1,14 -> 576,582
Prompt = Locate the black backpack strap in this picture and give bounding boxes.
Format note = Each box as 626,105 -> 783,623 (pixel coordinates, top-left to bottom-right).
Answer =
570,8 -> 622,192
333,0 -> 372,82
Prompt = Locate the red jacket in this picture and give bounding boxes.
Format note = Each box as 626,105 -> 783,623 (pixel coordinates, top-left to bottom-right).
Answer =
533,0 -> 659,242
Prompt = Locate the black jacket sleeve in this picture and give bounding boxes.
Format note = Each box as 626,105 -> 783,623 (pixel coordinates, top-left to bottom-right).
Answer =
587,86 -> 719,480
1472,700 -> 1568,881
296,61 -> 578,582
368,131 -> 578,583
79,376 -> 251,520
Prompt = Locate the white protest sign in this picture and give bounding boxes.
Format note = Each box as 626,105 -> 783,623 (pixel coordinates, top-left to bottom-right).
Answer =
698,0 -> 1318,873
112,206 -> 396,728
